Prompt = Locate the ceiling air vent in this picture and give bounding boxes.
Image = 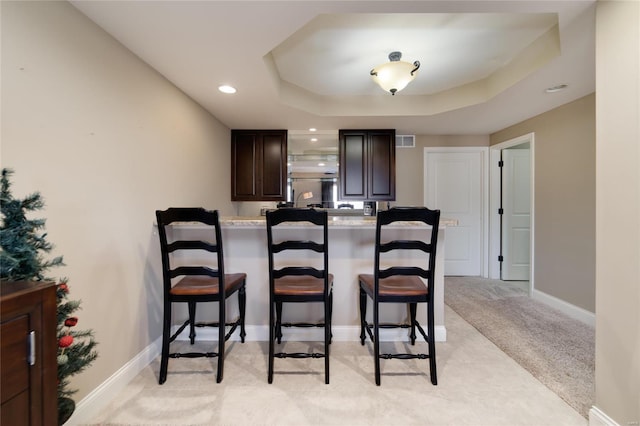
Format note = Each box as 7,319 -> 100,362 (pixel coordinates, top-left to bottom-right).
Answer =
395,135 -> 415,148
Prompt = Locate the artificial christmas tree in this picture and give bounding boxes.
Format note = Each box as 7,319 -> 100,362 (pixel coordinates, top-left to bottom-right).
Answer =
55,279 -> 97,424
0,168 -> 63,280
1,168 -> 97,425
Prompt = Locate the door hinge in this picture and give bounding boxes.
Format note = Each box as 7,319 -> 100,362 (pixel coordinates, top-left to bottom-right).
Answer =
498,255 -> 504,262
498,208 -> 504,215
498,160 -> 504,167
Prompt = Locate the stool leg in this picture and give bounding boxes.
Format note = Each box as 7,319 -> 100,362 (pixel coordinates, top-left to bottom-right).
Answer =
329,291 -> 333,344
159,300 -> 171,384
268,299 -> 275,384
216,297 -> 226,383
275,301 -> 283,344
428,302 -> 437,385
188,301 -> 196,344
324,294 -> 330,384
373,299 -> 381,386
239,283 -> 246,343
409,303 -> 417,345
359,286 -> 367,345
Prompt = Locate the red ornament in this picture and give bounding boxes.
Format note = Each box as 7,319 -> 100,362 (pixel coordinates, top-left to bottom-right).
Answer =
59,335 -> 74,348
64,317 -> 78,327
58,283 -> 69,293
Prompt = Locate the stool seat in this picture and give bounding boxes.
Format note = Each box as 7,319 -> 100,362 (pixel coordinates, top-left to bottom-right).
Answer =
358,274 -> 428,298
171,273 -> 247,297
274,274 -> 334,297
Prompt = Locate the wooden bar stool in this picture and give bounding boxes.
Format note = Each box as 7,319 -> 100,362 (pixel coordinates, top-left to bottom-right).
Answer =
155,207 -> 246,384
358,206 -> 440,385
265,208 -> 333,384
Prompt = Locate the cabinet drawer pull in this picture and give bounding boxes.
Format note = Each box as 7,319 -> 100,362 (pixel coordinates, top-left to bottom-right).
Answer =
28,330 -> 36,366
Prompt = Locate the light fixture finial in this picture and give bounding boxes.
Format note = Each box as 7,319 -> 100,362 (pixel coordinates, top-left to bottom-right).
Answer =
388,51 -> 402,62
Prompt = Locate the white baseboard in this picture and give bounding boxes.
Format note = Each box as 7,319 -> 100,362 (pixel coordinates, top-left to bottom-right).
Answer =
66,337 -> 162,426
589,406 -> 620,426
173,325 -> 447,342
532,289 -> 595,327
65,324 -> 446,424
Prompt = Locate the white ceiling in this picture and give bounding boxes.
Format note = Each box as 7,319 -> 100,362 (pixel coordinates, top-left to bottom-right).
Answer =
271,13 -> 558,96
70,1 -> 595,138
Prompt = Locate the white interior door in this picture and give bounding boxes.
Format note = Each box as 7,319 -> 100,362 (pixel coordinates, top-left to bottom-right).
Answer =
424,149 -> 486,276
501,147 -> 531,280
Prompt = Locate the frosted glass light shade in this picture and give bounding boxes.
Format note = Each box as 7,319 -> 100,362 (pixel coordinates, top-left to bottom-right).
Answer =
370,52 -> 420,95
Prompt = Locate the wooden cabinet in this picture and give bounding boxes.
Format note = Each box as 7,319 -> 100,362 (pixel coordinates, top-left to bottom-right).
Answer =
1,281 -> 57,426
339,129 -> 396,201
231,130 -> 287,201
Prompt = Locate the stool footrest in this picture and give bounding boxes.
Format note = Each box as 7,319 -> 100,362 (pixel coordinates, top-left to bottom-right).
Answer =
274,352 -> 326,359
374,323 -> 411,329
379,353 -> 429,360
169,318 -> 243,343
169,352 -> 218,359
281,322 -> 325,328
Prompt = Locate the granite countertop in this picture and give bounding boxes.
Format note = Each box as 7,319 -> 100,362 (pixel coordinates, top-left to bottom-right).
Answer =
219,216 -> 457,227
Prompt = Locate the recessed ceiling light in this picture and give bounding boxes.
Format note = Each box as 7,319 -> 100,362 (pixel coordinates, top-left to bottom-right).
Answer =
309,128 -> 317,132
311,138 -> 318,142
318,163 -> 326,167
545,84 -> 568,93
218,85 -> 237,94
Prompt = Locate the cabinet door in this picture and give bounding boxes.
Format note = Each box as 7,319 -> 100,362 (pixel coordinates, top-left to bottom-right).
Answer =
1,281 -> 57,426
1,315 -> 32,426
231,130 -> 287,201
339,131 -> 367,199
368,130 -> 395,200
339,129 -> 395,201
231,131 -> 259,200
260,131 -> 287,200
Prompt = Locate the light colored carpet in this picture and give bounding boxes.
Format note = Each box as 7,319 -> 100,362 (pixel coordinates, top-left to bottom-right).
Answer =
84,306 -> 586,426
444,276 -> 594,418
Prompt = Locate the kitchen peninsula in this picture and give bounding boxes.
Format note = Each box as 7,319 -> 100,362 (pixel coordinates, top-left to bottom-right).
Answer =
168,215 -> 453,342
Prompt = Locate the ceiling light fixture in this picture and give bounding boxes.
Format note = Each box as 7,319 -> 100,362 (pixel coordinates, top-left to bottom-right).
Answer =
218,85 -> 237,94
370,51 -> 420,95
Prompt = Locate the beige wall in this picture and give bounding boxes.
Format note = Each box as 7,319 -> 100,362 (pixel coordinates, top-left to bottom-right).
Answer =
395,135 -> 489,206
490,94 -> 596,313
595,1 -> 640,423
3,2 -> 638,422
1,1 -> 233,401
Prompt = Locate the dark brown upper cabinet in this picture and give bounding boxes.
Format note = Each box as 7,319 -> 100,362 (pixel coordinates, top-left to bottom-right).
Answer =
231,130 -> 287,201
339,129 -> 396,201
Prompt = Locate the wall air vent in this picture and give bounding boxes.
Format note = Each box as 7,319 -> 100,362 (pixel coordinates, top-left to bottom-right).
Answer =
395,135 -> 415,148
